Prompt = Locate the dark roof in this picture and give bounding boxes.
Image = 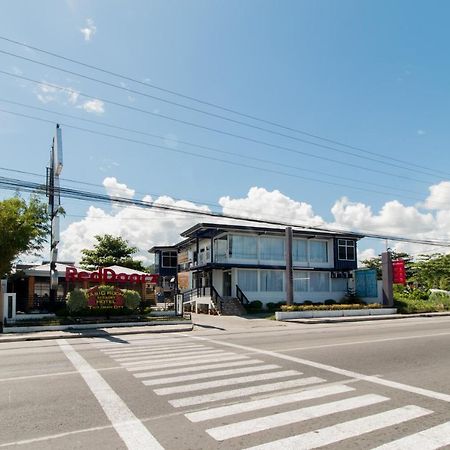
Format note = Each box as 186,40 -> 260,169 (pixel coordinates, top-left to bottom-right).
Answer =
180,222 -> 365,240
148,245 -> 178,253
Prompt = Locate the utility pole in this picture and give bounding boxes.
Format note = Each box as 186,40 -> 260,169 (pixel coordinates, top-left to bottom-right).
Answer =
46,124 -> 63,305
381,251 -> 393,307
285,227 -> 294,305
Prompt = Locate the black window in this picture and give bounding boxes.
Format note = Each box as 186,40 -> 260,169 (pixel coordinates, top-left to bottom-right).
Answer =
162,251 -> 177,268
338,239 -> 355,261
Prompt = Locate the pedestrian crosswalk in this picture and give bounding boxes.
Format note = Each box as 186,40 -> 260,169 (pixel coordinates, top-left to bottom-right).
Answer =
96,336 -> 450,449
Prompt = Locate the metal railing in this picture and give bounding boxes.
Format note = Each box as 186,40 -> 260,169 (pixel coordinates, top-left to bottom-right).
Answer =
236,284 -> 250,306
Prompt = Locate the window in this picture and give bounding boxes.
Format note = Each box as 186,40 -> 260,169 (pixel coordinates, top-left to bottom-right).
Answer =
162,251 -> 177,268
229,235 -> 257,259
214,236 -> 228,262
309,272 -> 330,292
293,239 -> 308,263
293,271 -> 308,292
309,241 -> 328,263
260,237 -> 284,261
237,270 -> 258,291
260,270 -> 283,292
338,239 -> 355,261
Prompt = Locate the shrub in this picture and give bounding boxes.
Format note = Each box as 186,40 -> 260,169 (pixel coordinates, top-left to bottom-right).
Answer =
66,289 -> 88,313
280,303 -> 381,312
266,302 -> 279,312
324,299 -> 336,305
122,289 -> 141,311
340,288 -> 363,304
245,300 -> 263,313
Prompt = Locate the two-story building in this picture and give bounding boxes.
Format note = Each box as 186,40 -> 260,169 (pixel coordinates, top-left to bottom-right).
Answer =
152,222 -> 364,312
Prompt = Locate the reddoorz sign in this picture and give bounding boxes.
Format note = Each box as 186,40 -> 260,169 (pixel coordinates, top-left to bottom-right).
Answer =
65,267 -> 158,284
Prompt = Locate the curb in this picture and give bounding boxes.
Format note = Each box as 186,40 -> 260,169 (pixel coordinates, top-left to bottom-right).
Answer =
0,322 -> 193,343
284,312 -> 450,324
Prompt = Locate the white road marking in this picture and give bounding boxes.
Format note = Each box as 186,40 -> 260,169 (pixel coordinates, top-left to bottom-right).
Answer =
58,340 -> 164,450
244,405 -> 433,450
126,354 -> 250,371
133,359 -> 263,378
169,377 -> 325,408
120,350 -> 224,367
206,393 -> 388,440
115,348 -> 214,362
187,335 -> 450,403
186,384 -> 355,423
122,351 -> 237,367
371,420 -> 450,450
154,370 -> 301,395
102,344 -> 206,356
142,364 -> 280,386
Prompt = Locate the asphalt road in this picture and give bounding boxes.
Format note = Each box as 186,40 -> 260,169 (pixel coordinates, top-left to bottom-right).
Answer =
1,315 -> 449,449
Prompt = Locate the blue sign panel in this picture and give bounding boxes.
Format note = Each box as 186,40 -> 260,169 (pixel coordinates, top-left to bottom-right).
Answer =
355,269 -> 378,298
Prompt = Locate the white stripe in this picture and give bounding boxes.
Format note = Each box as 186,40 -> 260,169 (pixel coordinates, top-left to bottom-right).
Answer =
127,354 -> 249,372
154,370 -> 301,395
103,344 -> 206,356
142,364 -> 280,386
169,377 -> 325,408
187,335 -> 450,403
94,339 -> 184,349
207,393 -> 388,441
244,405 -> 433,450
115,348 -> 214,362
58,340 -> 164,450
121,350 -> 234,367
102,343 -> 204,354
372,421 -> 450,450
133,359 -> 263,378
186,384 -> 354,423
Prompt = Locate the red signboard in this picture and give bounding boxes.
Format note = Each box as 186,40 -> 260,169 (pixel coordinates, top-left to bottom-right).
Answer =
392,259 -> 406,284
65,267 -> 158,284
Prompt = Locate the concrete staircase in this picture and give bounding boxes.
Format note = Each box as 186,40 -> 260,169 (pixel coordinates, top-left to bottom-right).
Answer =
219,297 -> 247,316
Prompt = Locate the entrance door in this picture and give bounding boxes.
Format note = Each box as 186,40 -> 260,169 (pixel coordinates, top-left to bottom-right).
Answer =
223,271 -> 232,297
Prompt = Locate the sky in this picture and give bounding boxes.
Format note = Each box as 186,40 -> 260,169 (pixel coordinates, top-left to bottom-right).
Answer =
1,0 -> 450,266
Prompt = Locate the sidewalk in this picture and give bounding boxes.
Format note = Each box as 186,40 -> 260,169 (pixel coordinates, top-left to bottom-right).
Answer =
0,321 -> 193,343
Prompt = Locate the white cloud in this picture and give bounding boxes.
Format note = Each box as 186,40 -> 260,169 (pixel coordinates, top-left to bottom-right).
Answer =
58,181 -> 450,265
80,18 -> 96,41
35,82 -> 80,107
81,99 -> 105,114
423,181 -> 450,210
417,129 -> 426,136
103,177 -> 135,199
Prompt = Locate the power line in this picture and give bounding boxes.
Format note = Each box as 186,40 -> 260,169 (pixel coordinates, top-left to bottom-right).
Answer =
0,70 -> 440,184
1,174 -> 450,247
1,34 -> 447,178
0,107 -> 427,202
0,98 -> 427,199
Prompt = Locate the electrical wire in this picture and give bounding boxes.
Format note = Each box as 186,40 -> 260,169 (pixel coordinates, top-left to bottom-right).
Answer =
1,34 -> 448,178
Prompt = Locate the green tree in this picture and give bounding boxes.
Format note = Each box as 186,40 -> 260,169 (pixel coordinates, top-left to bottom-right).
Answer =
79,234 -> 146,271
0,196 -> 49,277
412,253 -> 450,290
361,250 -> 412,280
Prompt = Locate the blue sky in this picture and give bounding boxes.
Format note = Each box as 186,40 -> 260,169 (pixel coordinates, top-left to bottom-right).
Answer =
1,0 -> 450,264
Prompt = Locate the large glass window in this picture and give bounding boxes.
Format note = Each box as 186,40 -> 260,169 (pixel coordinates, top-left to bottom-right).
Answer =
162,251 -> 177,268
260,237 -> 284,261
237,270 -> 258,291
293,271 -> 308,291
309,241 -> 328,263
260,270 -> 283,292
229,235 -> 257,259
293,239 -> 308,263
309,272 -> 330,292
214,236 -> 228,262
338,239 -> 355,261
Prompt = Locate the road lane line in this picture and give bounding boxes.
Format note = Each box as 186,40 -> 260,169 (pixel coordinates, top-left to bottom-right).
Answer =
121,350 -> 236,367
206,393 -> 388,440
186,384 -> 354,422
115,348 -> 214,362
102,344 -> 206,356
154,370 -> 301,395
58,340 -> 164,450
126,354 -> 249,371
169,377 -> 325,408
187,335 -> 450,403
371,420 -> 450,449
133,359 -> 263,378
142,364 -> 280,386
244,405 -> 433,450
